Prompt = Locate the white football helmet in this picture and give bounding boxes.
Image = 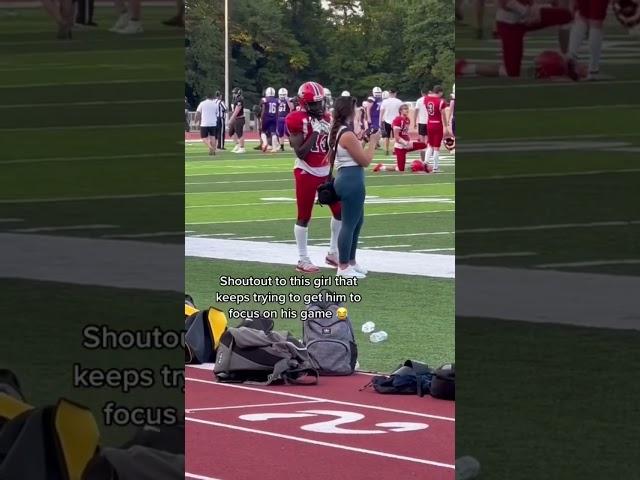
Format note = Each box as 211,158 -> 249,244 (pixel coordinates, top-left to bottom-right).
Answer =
265,87 -> 276,97
382,90 -> 390,99
372,86 -> 382,98
323,88 -> 332,100
278,87 -> 288,99
341,90 -> 350,97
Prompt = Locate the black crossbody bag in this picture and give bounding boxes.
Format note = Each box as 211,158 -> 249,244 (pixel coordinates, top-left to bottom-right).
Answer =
317,127 -> 347,206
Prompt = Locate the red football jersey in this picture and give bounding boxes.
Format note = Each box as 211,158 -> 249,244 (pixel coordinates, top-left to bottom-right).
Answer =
391,115 -> 410,142
425,94 -> 447,125
285,110 -> 331,170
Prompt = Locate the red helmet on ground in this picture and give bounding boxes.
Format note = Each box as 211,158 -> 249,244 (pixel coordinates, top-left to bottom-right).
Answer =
297,81 -> 326,118
444,137 -> 456,152
411,160 -> 425,172
534,50 -> 566,78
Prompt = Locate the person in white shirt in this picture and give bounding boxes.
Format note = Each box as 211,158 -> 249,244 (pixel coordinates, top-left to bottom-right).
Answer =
413,87 -> 429,144
379,89 -> 403,156
195,94 -> 220,156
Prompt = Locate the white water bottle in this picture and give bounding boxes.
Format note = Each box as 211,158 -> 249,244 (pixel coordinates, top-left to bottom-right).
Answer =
361,321 -> 375,333
370,331 -> 388,343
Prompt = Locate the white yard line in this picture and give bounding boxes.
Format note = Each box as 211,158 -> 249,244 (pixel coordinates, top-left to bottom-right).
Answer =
0,218 -> 23,223
102,231 -> 184,239
185,237 -> 454,278
186,183 -> 454,195
186,210 -> 454,225
363,244 -> 412,249
0,234 -> 183,291
412,248 -> 456,252
537,259 -> 640,269
457,265 -> 640,331
457,251 -> 536,259
458,220 -> 640,234
12,224 -> 117,233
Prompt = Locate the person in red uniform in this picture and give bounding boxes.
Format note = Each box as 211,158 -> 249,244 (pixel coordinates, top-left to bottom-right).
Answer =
424,85 -> 450,172
285,81 -> 342,273
456,0 -> 573,78
567,0 -> 611,80
372,104 -> 427,173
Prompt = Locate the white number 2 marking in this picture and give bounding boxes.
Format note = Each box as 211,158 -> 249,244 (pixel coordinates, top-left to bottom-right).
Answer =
238,410 -> 429,435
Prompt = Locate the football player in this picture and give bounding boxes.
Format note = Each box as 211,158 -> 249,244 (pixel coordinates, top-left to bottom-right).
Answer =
276,88 -> 291,152
567,0 -> 611,80
456,0 -> 573,78
424,85 -> 450,172
260,87 -> 279,152
228,87 -> 246,153
285,82 -> 342,273
365,87 -> 383,146
373,103 -> 427,173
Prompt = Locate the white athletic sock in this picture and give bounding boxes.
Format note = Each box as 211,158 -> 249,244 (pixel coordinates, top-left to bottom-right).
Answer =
568,18 -> 588,59
294,224 -> 309,260
260,133 -> 268,146
329,218 -> 341,255
588,27 -> 603,72
426,146 -> 434,162
433,150 -> 440,170
271,135 -> 280,150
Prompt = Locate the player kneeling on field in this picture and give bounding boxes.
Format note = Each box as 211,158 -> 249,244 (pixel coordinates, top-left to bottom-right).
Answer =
373,104 -> 427,173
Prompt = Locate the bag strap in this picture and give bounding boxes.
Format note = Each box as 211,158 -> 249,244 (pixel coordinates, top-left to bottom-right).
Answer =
328,126 -> 348,178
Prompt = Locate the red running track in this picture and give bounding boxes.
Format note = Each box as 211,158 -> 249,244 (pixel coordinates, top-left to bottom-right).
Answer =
186,365 -> 455,480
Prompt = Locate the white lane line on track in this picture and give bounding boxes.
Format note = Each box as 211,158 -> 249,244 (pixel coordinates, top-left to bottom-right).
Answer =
186,417 -> 454,470
185,474 -> 224,480
186,376 -> 455,421
186,210 -> 454,225
186,400 -> 322,413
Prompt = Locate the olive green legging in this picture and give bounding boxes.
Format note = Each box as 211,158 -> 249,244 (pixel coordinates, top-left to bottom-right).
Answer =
334,165 -> 365,264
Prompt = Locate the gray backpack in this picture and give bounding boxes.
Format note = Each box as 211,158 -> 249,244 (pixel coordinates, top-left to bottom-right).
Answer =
302,293 -> 358,375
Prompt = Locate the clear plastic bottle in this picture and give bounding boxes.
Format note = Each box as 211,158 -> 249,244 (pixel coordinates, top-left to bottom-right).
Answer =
369,331 -> 388,343
361,321 -> 375,333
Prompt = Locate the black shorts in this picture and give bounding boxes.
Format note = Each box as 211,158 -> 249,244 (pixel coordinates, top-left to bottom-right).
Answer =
200,126 -> 218,138
381,121 -> 393,138
418,123 -> 427,137
228,117 -> 245,138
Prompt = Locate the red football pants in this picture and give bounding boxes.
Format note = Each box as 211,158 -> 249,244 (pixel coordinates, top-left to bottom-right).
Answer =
576,0 -> 610,21
394,142 -> 426,172
497,7 -> 573,77
294,168 -> 341,222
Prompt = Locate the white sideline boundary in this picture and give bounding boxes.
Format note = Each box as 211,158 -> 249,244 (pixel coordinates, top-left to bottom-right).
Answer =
457,265 -> 640,331
185,237 -> 455,279
0,233 -> 183,291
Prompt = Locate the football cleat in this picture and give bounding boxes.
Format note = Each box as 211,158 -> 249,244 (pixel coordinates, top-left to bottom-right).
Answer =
278,87 -> 288,99
298,81 -> 326,119
296,259 -> 320,273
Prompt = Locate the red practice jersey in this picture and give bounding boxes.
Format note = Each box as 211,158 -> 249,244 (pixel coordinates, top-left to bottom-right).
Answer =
285,110 -> 332,176
424,95 -> 447,125
391,115 -> 411,145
